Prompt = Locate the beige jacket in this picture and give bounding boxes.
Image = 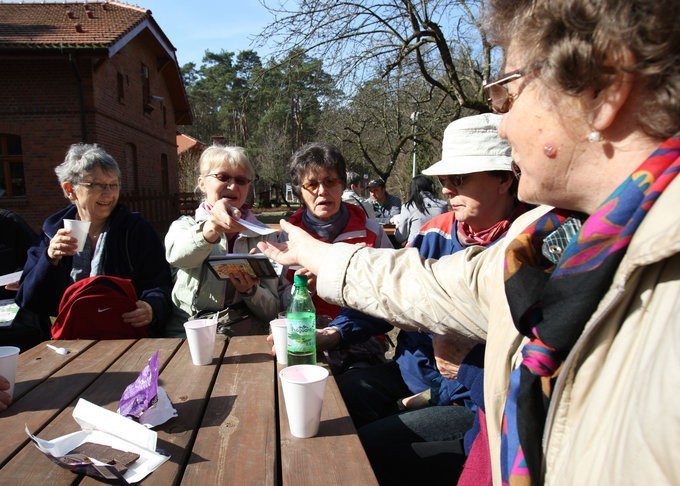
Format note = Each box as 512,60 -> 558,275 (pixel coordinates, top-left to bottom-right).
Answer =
317,175 -> 680,484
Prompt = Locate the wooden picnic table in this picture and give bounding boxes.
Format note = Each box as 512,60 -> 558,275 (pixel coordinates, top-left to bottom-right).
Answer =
0,317 -> 377,485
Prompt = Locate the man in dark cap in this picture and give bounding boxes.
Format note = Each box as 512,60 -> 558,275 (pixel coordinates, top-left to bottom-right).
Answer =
367,177 -> 401,224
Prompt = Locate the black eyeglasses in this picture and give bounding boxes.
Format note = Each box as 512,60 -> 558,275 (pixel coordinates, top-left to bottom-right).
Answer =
437,175 -> 466,188
483,69 -> 525,114
205,173 -> 252,186
78,182 -> 120,192
301,177 -> 341,194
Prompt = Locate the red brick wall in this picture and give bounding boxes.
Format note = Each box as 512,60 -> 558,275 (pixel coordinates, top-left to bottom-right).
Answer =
0,37 -> 182,233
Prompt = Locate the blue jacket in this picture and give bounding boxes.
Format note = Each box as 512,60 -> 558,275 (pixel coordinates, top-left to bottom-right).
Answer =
16,204 -> 173,336
332,211 -> 497,403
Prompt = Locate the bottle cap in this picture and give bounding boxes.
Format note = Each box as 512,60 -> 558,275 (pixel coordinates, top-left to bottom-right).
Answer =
293,274 -> 308,286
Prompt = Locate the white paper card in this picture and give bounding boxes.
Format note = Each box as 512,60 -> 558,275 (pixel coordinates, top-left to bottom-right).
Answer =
0,271 -> 22,287
237,217 -> 277,235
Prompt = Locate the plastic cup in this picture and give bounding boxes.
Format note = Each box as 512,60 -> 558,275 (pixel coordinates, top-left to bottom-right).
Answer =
279,364 -> 329,438
63,219 -> 91,252
0,346 -> 20,399
270,318 -> 288,365
184,318 -> 217,365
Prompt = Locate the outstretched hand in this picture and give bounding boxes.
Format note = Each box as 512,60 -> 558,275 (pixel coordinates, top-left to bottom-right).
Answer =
257,220 -> 330,275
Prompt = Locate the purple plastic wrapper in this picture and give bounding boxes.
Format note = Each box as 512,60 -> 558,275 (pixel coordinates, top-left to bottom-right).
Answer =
119,351 -> 160,418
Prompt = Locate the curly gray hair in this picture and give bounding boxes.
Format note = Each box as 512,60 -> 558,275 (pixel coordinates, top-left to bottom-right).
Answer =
486,0 -> 679,139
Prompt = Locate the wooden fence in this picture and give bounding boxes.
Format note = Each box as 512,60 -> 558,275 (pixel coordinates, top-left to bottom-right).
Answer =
120,189 -> 200,235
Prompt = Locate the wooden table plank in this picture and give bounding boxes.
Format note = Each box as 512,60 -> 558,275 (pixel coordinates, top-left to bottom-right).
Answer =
278,363 -> 378,486
13,339 -> 96,400
1,339 -> 182,484
123,335 -> 231,485
0,339 -> 132,467
181,334 -> 277,485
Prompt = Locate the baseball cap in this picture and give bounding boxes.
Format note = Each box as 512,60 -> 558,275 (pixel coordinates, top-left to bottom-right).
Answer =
422,113 -> 512,176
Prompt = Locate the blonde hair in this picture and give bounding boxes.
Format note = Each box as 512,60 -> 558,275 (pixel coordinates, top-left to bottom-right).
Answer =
198,145 -> 255,179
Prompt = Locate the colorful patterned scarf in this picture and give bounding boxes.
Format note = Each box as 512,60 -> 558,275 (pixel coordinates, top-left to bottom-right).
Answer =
501,135 -> 680,485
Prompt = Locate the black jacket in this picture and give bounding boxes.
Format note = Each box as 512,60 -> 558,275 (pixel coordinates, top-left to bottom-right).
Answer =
16,204 -> 172,336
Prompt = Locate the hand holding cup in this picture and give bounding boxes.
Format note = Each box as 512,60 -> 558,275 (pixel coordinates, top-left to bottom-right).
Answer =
47,228 -> 79,263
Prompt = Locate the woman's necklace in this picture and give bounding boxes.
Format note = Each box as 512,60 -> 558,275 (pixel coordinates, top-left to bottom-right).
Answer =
89,226 -> 103,242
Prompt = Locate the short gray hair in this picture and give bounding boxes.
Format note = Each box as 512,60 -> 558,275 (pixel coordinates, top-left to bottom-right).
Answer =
54,143 -> 121,185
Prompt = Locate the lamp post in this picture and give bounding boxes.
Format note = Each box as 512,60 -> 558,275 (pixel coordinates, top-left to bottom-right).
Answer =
410,111 -> 420,178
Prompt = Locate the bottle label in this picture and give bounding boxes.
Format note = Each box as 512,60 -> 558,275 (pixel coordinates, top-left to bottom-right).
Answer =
287,317 -> 315,353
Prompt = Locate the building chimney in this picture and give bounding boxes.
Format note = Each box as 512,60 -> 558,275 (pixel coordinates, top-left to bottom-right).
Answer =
66,10 -> 76,19
87,10 -> 95,19
75,23 -> 84,33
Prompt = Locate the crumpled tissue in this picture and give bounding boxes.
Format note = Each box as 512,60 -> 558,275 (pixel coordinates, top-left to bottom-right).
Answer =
118,351 -> 177,427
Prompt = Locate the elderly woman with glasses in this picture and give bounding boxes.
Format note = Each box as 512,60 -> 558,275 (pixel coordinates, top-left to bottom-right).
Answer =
280,142 -> 393,315
274,143 -> 394,369
17,143 -> 173,337
259,0 -> 680,483
164,145 -> 280,337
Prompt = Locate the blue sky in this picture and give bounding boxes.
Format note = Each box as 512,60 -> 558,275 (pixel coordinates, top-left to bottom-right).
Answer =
134,1 -> 276,67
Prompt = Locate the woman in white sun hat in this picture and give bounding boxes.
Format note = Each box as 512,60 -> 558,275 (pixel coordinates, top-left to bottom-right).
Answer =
328,113 -> 529,484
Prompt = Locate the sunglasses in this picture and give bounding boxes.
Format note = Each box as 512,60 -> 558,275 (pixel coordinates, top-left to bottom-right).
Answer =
437,175 -> 466,188
301,177 -> 342,194
483,69 -> 525,114
205,173 -> 251,186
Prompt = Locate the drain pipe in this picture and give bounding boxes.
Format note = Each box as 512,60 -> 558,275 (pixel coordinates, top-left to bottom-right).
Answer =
68,53 -> 87,142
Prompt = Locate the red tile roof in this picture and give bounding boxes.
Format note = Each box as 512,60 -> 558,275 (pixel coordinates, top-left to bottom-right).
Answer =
0,1 -> 157,49
177,133 -> 205,155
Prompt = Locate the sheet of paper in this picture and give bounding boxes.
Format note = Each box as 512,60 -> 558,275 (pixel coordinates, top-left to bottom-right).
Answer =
0,271 -> 22,287
238,217 -> 277,235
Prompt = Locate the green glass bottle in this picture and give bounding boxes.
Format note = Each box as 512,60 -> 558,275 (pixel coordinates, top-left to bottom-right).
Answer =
286,274 -> 317,365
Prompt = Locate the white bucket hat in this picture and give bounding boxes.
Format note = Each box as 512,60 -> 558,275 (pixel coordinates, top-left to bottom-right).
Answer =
422,113 -> 512,176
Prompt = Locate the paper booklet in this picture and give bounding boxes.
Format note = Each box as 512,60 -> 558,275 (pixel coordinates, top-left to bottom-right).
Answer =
207,253 -> 281,280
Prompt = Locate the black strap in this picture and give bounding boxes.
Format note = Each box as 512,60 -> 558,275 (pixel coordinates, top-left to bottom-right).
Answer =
351,195 -> 370,217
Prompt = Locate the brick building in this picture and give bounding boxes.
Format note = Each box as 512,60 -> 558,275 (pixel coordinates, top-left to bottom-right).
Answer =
0,1 -> 191,231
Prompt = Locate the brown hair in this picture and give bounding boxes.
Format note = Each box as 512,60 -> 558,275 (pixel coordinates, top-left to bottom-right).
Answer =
486,0 -> 680,139
289,142 -> 348,199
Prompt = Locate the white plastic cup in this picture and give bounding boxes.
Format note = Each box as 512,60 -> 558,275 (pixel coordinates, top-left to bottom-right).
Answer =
63,219 -> 91,252
184,319 -> 217,365
270,318 -> 288,365
0,346 -> 20,399
279,364 -> 329,438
